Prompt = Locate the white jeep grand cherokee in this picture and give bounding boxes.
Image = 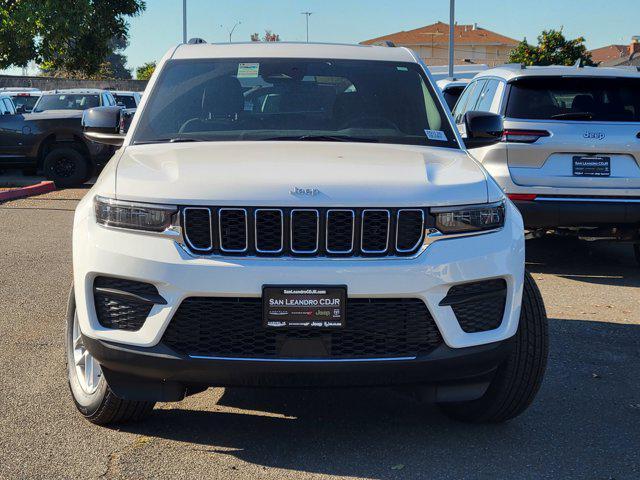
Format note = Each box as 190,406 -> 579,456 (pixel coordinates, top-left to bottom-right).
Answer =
67,42 -> 548,425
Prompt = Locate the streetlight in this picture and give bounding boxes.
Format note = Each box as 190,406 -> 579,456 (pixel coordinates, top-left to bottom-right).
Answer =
227,21 -> 242,43
301,11 -> 313,43
448,0 -> 455,78
182,0 -> 187,43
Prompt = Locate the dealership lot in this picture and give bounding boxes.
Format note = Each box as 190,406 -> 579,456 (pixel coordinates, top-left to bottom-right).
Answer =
1,189 -> 639,479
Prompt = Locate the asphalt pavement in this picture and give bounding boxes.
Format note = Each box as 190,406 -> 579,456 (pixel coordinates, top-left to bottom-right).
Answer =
0,189 -> 638,479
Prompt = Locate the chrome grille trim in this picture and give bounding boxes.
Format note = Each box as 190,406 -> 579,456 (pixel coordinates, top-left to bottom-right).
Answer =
360,209 -> 390,254
218,208 -> 248,253
183,207 -> 213,252
396,209 -> 425,253
290,209 -> 320,254
254,209 -> 284,253
326,209 -> 355,254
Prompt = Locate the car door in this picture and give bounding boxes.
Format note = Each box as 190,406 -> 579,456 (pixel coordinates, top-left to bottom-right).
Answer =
0,98 -> 27,159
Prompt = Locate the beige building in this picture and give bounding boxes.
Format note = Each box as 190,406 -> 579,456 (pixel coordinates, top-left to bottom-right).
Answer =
361,21 -> 519,67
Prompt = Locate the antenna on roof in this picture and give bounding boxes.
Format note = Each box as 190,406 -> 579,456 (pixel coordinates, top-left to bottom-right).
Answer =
374,40 -> 396,47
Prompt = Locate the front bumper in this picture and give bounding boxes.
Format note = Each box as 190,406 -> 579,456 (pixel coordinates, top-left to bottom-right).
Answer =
513,197 -> 640,229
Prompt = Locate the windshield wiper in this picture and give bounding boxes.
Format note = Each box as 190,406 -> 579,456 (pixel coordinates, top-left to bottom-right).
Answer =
134,137 -> 203,145
262,135 -> 379,143
550,112 -> 594,120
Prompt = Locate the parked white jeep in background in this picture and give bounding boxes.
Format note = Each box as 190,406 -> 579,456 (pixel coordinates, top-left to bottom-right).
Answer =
66,41 -> 548,426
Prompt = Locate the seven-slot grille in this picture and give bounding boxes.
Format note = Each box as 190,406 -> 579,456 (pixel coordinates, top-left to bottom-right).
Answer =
181,207 -> 429,257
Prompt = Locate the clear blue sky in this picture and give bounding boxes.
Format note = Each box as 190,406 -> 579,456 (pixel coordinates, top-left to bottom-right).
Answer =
7,0 -> 640,75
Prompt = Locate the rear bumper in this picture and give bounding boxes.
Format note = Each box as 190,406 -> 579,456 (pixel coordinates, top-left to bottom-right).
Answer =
83,334 -> 513,402
514,197 -> 640,229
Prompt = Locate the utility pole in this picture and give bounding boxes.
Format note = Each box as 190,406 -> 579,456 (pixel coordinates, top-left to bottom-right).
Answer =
448,0 -> 455,78
182,0 -> 187,43
227,21 -> 241,43
301,11 -> 313,42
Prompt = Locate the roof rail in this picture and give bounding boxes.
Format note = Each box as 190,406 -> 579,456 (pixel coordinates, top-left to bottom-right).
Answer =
373,40 -> 396,47
187,37 -> 206,44
500,63 -> 527,70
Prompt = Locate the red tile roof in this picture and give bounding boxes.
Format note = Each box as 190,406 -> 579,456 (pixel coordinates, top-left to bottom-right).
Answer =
589,44 -> 629,64
361,21 -> 519,46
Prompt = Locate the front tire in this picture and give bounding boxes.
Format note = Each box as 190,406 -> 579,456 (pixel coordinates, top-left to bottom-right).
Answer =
439,271 -> 549,423
43,147 -> 89,188
65,289 -> 155,425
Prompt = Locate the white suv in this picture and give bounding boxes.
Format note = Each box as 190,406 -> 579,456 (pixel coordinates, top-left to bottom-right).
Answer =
66,42 -> 548,425
453,65 -> 640,260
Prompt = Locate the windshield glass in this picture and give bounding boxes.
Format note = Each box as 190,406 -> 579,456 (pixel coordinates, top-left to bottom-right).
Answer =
34,94 -> 100,112
132,58 -> 458,148
10,94 -> 40,111
115,94 -> 137,108
506,77 -> 640,121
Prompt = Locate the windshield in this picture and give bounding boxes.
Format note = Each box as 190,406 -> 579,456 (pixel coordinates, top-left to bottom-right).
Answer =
115,94 -> 137,108
10,94 -> 40,111
132,58 -> 458,148
506,77 -> 640,121
34,94 -> 100,112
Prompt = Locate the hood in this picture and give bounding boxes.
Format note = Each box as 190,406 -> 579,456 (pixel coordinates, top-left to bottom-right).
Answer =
25,109 -> 83,120
114,141 -> 489,207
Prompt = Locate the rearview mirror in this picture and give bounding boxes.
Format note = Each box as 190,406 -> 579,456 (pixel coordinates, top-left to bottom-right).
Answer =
462,111 -> 503,149
82,106 -> 125,147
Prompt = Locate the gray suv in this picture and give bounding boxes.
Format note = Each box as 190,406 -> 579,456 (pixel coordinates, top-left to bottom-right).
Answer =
453,65 -> 640,262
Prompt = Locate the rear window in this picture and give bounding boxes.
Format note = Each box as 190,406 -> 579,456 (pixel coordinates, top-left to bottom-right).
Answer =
10,94 -> 39,110
506,77 -> 640,122
34,94 -> 100,112
114,94 -> 137,108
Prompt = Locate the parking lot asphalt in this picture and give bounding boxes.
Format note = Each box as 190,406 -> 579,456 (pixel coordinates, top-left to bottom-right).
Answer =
1,189 -> 639,480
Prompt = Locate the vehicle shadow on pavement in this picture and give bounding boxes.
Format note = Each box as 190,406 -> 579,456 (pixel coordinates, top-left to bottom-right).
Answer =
117,318 -> 640,479
526,235 -> 640,288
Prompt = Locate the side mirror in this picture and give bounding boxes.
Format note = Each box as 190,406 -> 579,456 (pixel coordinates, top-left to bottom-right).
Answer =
82,106 -> 125,147
461,111 -> 503,149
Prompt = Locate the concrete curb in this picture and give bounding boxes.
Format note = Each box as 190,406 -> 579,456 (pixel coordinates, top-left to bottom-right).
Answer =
0,181 -> 56,202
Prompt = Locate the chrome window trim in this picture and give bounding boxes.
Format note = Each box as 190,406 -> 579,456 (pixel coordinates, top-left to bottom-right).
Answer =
290,209 -> 319,254
395,209 -> 425,253
182,207 -> 213,252
218,208 -> 248,253
361,209 -> 390,253
326,209 -> 355,254
254,208 -> 284,253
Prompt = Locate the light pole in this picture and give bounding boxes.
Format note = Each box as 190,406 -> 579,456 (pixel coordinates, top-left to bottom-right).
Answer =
448,0 -> 455,78
301,11 -> 313,43
227,21 -> 241,43
182,0 -> 187,43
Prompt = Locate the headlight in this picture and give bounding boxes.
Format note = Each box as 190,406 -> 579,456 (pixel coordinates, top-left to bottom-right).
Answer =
94,196 -> 177,232
432,201 -> 505,234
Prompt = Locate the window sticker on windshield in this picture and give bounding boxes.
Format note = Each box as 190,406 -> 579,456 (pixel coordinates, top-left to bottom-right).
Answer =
396,66 -> 408,71
237,63 -> 260,78
425,129 -> 448,141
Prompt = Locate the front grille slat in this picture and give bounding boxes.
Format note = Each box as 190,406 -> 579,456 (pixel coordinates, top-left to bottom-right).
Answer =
162,297 -> 443,358
181,207 -> 428,257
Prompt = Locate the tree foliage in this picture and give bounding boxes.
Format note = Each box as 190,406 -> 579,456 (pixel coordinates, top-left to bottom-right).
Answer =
0,0 -> 145,76
250,30 -> 280,42
508,29 -> 594,66
136,61 -> 155,81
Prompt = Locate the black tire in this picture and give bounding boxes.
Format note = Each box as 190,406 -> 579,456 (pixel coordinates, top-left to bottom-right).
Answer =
65,288 -> 155,425
43,147 -> 89,188
439,271 -> 549,423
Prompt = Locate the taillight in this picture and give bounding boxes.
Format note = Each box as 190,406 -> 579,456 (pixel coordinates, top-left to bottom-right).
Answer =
507,193 -> 537,201
502,129 -> 550,144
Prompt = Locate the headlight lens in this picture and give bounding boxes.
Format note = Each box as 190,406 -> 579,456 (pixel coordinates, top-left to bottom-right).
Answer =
432,201 -> 505,234
94,196 -> 177,232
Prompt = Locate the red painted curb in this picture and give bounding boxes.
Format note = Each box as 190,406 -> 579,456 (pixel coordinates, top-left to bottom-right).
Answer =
0,181 -> 56,202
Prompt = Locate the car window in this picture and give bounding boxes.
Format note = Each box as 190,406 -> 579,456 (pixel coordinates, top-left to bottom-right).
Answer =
34,94 -> 100,112
475,80 -> 499,112
3,98 -> 15,114
506,76 -> 640,121
115,94 -> 137,108
452,81 -> 483,124
133,58 -> 459,148
10,94 -> 39,111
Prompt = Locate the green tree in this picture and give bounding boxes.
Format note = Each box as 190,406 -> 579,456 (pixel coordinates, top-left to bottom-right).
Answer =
136,61 -> 156,81
508,29 -> 595,66
0,0 -> 145,76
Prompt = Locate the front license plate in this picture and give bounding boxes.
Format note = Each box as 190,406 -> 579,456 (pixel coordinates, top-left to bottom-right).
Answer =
263,286 -> 346,328
573,156 -> 610,177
